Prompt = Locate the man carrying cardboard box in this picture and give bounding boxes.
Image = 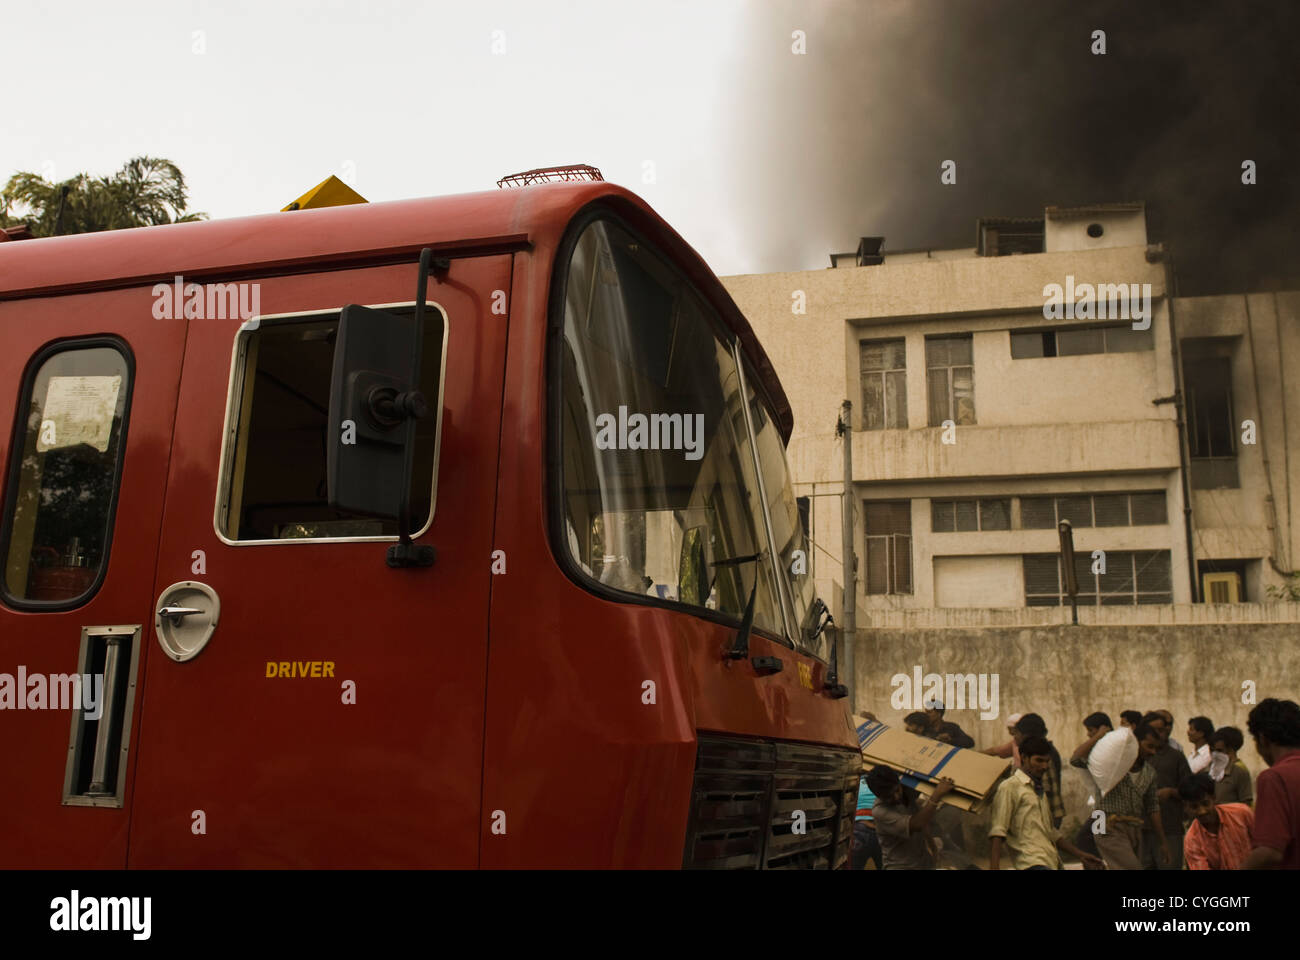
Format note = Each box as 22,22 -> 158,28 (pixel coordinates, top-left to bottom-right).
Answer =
865,766 -> 956,869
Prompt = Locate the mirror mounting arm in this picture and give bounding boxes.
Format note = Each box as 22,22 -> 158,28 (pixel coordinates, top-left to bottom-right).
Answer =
385,248 -> 443,569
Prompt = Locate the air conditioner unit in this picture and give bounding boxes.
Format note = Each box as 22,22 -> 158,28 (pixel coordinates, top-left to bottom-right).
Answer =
1203,572 -> 1241,603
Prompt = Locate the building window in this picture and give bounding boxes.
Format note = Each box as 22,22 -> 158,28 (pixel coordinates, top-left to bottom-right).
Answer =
859,339 -> 907,430
1184,352 -> 1239,489
1020,492 -> 1167,529
1023,550 -> 1172,606
926,336 -> 974,426
865,501 -> 912,595
1010,324 -> 1153,359
931,498 -> 1010,532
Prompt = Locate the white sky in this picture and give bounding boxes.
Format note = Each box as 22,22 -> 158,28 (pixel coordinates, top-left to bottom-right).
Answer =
4,0 -> 767,275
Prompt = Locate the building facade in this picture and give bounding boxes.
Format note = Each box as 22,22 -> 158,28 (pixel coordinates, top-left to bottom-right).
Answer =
722,204 -> 1300,621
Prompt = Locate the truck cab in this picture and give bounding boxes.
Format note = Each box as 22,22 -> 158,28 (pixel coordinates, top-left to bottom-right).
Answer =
0,178 -> 860,868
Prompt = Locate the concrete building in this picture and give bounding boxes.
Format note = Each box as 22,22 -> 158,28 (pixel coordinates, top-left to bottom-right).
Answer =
722,203 -> 1300,620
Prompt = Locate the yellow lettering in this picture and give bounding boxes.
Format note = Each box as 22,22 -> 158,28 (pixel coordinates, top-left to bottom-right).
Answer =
311,662 -> 321,677
324,661 -> 335,678
278,662 -> 290,678
265,662 -> 277,678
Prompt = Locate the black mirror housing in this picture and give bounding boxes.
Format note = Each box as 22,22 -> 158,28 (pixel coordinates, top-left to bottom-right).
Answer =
326,304 -> 425,520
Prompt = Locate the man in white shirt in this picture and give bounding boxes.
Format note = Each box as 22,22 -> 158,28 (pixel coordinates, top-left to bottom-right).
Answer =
1188,715 -> 1215,774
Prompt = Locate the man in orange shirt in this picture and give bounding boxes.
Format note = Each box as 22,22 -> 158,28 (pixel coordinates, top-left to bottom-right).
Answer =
1180,773 -> 1255,871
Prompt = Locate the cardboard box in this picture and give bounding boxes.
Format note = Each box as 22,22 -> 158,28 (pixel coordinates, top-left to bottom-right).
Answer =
856,716 -> 1011,813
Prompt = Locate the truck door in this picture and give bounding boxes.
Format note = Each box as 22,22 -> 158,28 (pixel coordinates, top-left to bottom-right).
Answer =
0,288 -> 186,867
126,256 -> 510,866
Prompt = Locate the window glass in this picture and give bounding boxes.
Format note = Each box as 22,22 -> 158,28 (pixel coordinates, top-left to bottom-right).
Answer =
744,367 -> 822,654
1104,324 -> 1153,353
865,501 -> 911,595
954,500 -> 978,531
1093,494 -> 1130,527
1057,495 -> 1093,527
3,345 -> 129,604
931,500 -> 955,532
860,338 -> 907,430
220,308 -> 442,540
1057,327 -> 1105,356
1010,331 -> 1045,359
557,218 -> 783,635
979,498 -> 1011,530
1020,497 -> 1056,529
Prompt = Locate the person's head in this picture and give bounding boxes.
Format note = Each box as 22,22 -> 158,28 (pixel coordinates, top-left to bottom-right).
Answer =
923,698 -> 945,726
1141,711 -> 1169,743
1187,716 -> 1215,748
1178,772 -> 1218,827
1119,710 -> 1143,729
1158,709 -> 1175,732
1019,735 -> 1053,780
1016,713 -> 1047,740
865,765 -> 904,805
1083,712 -> 1112,736
1134,722 -> 1161,759
1247,698 -> 1300,766
903,712 -> 930,736
1211,726 -> 1244,758
1006,713 -> 1023,738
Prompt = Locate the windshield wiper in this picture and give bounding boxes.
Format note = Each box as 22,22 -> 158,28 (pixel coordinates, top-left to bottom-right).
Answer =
717,552 -> 780,673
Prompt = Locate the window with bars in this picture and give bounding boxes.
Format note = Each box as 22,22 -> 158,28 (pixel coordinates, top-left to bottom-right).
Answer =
865,501 -> 912,595
859,339 -> 907,430
926,336 -> 974,426
931,498 -> 1010,532
1020,492 -> 1167,529
1023,550 -> 1172,606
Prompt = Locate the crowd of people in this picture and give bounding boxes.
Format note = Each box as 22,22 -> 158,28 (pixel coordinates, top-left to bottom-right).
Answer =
853,697 -> 1300,871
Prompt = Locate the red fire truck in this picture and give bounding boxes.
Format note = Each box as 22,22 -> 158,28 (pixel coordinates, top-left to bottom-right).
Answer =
0,170 -> 861,868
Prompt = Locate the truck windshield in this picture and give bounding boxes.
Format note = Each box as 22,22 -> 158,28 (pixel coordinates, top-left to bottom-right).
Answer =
556,216 -> 818,653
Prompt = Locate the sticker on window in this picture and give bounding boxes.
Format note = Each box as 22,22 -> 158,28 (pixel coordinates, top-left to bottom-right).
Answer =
37,376 -> 123,453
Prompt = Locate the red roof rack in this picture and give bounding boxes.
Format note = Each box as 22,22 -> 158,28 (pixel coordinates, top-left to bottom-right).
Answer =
497,164 -> 604,188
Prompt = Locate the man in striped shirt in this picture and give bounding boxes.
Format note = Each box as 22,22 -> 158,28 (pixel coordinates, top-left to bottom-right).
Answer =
1074,722 -> 1169,869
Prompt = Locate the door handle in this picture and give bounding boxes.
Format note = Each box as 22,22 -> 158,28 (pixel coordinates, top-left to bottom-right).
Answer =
158,605 -> 204,623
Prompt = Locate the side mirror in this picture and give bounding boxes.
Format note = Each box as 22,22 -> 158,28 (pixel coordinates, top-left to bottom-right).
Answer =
326,249 -> 445,567
326,303 -> 426,521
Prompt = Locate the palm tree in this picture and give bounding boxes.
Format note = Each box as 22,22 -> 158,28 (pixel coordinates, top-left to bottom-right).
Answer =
1,156 -> 206,237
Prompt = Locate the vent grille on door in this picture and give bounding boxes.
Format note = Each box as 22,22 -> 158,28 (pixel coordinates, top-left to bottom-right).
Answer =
682,734 -> 861,869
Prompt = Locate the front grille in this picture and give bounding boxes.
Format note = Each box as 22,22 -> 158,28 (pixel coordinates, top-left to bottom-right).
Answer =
682,734 -> 862,869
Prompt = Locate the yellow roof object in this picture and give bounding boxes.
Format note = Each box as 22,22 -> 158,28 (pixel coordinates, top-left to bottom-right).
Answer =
282,175 -> 368,211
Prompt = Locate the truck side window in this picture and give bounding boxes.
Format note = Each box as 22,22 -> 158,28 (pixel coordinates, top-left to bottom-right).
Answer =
2,343 -> 131,607
218,307 -> 445,542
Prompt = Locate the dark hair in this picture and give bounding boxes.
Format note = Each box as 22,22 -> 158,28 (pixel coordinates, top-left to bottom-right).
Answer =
1212,726 -> 1244,752
865,765 -> 900,797
1016,713 -> 1048,738
1247,699 -> 1300,748
1134,722 -> 1159,743
904,712 -> 930,728
1141,711 -> 1165,727
1019,735 -> 1052,758
1177,772 -> 1215,803
1189,716 -> 1215,741
1084,712 -> 1112,730
1120,710 -> 1143,726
